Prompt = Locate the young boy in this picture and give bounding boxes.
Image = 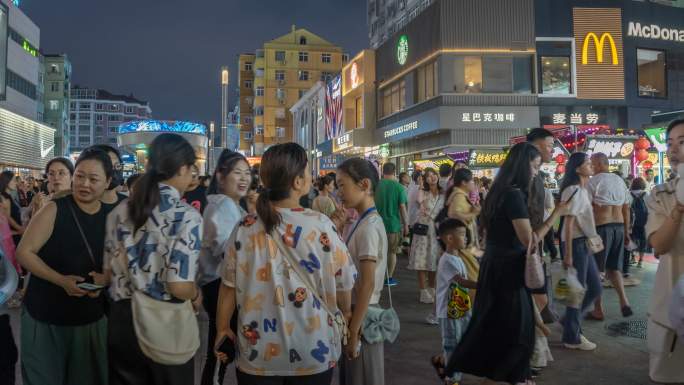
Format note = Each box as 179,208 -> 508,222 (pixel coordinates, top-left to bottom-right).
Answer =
432,219 -> 477,385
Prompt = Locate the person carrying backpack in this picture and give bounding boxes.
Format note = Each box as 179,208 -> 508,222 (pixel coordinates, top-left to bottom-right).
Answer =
630,177 -> 649,268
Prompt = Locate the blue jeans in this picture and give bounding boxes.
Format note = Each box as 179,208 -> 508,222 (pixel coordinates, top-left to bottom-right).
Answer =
561,238 -> 603,345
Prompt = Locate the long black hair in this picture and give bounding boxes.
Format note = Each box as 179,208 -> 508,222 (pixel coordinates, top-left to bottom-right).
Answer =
560,152 -> 589,195
128,133 -> 196,232
256,143 -> 308,234
45,157 -> 75,177
208,149 -> 248,195
481,142 -> 541,230
337,158 -> 380,193
0,171 -> 14,195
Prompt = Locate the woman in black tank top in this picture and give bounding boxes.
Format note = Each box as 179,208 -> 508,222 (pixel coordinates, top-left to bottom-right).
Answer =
17,148 -> 113,385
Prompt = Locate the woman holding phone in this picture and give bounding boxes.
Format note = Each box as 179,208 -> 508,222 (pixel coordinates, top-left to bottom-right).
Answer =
16,148 -> 112,385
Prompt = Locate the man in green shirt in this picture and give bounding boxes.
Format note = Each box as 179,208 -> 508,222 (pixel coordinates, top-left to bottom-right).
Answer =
375,162 -> 408,286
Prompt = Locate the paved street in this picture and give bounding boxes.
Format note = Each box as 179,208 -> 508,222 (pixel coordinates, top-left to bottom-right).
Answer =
10,253 -> 656,385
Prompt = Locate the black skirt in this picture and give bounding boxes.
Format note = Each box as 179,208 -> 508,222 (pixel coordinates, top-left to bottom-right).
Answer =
445,246 -> 535,384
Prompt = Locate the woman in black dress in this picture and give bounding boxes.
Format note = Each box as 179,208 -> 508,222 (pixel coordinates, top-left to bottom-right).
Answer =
444,142 -> 568,384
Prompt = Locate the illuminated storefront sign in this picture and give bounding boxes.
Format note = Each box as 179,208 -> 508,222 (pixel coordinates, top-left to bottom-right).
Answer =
461,112 -> 515,123
645,127 -> 667,153
413,158 -> 453,170
343,56 -> 364,95
245,157 -> 262,166
0,107 -> 55,170
550,113 -> 600,125
397,35 -> 408,66
384,121 -> 417,138
118,120 -> 206,135
585,136 -> 636,159
573,8 -> 625,99
581,32 -> 619,65
350,63 -> 360,89
628,22 -> 684,42
468,150 -> 507,169
333,131 -> 353,152
22,40 -> 36,57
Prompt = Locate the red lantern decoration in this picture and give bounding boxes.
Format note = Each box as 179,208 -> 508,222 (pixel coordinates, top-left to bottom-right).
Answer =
555,154 -> 566,164
556,164 -> 566,174
635,137 -> 651,151
636,149 -> 649,162
642,161 -> 653,170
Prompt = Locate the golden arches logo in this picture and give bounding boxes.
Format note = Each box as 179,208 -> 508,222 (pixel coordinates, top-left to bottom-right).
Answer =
581,32 -> 619,65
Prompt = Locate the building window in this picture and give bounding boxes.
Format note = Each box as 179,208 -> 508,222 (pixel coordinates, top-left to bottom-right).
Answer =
299,89 -> 305,98
50,64 -> 60,73
48,100 -> 59,110
275,51 -> 286,62
275,70 -> 286,81
96,114 -> 104,121
298,71 -> 309,81
244,80 -> 253,89
70,113 -> 76,120
513,56 -> 533,94
416,61 -> 438,102
541,56 -> 571,95
638,48 -> 667,98
255,126 -> 264,135
256,86 -> 264,96
276,88 -> 286,100
276,127 -> 286,138
255,107 -> 264,116
50,82 -> 60,92
70,102 -> 76,109
321,53 -> 332,64
380,79 -> 406,118
245,62 -> 253,71
300,36 -> 307,45
482,57 -> 513,93
95,103 -> 104,111
108,115 -> 120,121
125,106 -> 135,114
299,52 -> 309,62
321,72 -> 334,82
244,132 -> 254,140
110,104 -> 120,111
343,54 -> 349,62
453,56 -> 483,93
80,102 -> 91,109
6,70 -> 37,100
79,113 -> 90,120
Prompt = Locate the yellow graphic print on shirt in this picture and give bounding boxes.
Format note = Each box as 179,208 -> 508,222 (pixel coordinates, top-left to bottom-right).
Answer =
447,283 -> 471,319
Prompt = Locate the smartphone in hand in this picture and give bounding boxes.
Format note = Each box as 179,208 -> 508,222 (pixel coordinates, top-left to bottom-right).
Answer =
216,335 -> 236,364
76,275 -> 105,291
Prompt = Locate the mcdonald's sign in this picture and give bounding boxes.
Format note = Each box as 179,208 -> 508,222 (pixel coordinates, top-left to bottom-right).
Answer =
573,8 -> 625,100
581,32 -> 619,65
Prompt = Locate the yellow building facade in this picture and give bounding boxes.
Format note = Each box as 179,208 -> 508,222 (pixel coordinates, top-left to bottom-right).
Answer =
238,26 -> 345,155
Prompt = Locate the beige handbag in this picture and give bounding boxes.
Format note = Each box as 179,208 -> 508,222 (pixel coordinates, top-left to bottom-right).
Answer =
130,291 -> 200,365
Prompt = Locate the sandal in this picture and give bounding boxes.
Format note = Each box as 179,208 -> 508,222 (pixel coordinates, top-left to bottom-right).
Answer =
585,312 -> 605,321
431,355 -> 446,379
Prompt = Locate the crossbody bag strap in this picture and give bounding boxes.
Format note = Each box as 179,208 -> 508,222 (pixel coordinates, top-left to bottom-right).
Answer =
271,232 -> 342,325
67,199 -> 97,267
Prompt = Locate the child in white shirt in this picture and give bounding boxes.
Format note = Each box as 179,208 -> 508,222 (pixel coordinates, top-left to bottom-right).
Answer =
431,218 -> 477,385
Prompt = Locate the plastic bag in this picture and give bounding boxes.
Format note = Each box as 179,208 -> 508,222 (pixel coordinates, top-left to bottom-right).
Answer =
670,274 -> 684,339
550,261 -> 586,308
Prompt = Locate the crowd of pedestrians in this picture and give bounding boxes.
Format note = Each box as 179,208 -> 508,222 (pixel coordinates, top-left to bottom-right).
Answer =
0,122 -> 683,385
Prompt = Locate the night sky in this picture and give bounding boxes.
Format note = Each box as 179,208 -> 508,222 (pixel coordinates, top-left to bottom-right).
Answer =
22,0 -> 368,124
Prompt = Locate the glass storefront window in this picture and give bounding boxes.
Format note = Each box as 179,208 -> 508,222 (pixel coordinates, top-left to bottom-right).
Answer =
541,57 -> 571,95
464,57 -> 482,93
417,61 -> 438,102
513,56 -> 533,94
638,48 -> 667,98
483,57 -> 513,93
379,79 -> 406,118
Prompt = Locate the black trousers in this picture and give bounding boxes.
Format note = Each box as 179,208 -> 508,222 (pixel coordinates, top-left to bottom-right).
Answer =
0,314 -> 17,385
200,278 -> 237,385
236,369 -> 334,385
108,299 -> 194,385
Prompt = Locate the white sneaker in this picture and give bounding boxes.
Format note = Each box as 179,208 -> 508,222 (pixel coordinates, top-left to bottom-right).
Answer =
564,335 -> 597,351
425,313 -> 439,325
420,289 -> 434,304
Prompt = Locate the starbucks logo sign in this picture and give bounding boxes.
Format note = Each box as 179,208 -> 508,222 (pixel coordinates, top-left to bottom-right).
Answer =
397,35 -> 408,65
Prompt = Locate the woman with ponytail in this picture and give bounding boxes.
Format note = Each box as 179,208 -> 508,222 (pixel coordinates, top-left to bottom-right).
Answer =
215,143 -> 356,385
104,133 -> 203,385
198,149 -> 250,385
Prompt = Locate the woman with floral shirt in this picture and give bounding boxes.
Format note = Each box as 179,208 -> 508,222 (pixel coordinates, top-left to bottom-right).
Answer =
215,143 -> 356,385
104,134 -> 203,385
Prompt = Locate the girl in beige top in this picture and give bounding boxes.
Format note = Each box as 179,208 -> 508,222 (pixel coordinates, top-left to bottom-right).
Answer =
312,174 -> 338,218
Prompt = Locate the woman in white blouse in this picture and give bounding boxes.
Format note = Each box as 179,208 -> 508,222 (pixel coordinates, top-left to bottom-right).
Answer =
198,149 -> 251,385
559,152 -> 603,352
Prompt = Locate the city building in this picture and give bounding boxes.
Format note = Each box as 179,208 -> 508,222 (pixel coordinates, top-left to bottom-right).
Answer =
374,0 -> 539,172
367,0 -> 435,49
0,0 -> 41,120
0,0 -> 56,174
291,81 -> 326,173
43,54 -> 72,156
117,120 -> 207,172
68,87 -> 152,155
237,54 -> 255,154
239,26 -> 346,155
